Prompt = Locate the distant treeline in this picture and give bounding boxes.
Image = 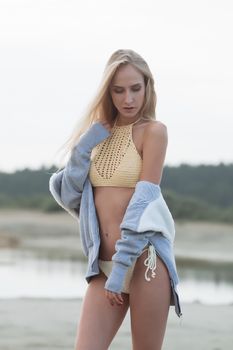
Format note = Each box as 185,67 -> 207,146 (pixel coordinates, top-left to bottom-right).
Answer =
0,163 -> 233,223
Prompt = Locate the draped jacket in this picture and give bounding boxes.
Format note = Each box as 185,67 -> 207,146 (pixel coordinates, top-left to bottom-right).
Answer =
49,122 -> 183,318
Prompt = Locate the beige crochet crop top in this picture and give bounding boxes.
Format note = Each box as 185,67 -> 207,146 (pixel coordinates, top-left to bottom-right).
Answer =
89,117 -> 143,188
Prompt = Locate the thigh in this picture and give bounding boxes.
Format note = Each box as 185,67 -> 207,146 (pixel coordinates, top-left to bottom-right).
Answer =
75,271 -> 129,350
129,250 -> 171,350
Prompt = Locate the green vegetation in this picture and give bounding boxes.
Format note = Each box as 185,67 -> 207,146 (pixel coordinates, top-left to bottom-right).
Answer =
0,166 -> 60,213
0,162 -> 232,222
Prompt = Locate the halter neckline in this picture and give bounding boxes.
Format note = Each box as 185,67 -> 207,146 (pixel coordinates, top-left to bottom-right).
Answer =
113,116 -> 143,128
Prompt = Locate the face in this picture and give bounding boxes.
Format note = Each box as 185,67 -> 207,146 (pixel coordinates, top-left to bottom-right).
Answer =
110,64 -> 146,121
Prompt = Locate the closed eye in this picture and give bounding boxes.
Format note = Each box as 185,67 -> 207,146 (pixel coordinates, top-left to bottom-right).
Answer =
112,84 -> 142,94
131,85 -> 141,92
113,88 -> 124,94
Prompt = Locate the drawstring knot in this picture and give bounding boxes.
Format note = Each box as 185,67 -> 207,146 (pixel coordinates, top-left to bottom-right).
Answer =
144,245 -> 157,281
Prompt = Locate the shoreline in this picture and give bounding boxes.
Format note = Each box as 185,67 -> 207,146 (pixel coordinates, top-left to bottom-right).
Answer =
1,209 -> 233,265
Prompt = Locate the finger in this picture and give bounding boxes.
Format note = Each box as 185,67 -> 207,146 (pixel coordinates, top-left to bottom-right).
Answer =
116,294 -> 124,305
100,121 -> 113,131
108,297 -> 114,306
112,292 -> 123,306
99,120 -> 108,126
105,290 -> 123,306
105,291 -> 115,306
105,290 -> 113,299
117,293 -> 124,304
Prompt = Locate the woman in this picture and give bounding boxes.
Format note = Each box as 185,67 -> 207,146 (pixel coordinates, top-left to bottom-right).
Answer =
49,49 -> 182,350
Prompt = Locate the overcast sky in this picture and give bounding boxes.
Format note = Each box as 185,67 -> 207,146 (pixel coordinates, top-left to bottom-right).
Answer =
1,0 -> 232,173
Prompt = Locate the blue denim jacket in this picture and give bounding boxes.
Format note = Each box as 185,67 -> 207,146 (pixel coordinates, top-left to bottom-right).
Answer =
49,122 -> 182,318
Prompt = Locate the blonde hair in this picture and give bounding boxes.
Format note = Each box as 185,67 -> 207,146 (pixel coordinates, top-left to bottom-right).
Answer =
54,49 -> 157,170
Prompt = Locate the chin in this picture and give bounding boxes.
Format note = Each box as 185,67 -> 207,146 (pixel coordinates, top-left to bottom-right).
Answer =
121,110 -> 139,119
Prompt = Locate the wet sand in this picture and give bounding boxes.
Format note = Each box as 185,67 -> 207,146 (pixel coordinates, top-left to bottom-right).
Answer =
1,298 -> 233,350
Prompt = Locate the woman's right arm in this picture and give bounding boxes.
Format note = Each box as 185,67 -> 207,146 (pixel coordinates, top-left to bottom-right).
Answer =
49,122 -> 111,216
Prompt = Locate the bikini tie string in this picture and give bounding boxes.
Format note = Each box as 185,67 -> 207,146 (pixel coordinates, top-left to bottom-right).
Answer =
144,244 -> 157,281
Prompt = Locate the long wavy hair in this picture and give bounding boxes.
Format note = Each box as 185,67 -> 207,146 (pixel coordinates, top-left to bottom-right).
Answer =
54,49 -> 157,170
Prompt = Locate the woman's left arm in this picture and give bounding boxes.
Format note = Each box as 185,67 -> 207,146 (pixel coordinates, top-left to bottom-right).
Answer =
105,122 -> 175,302
139,121 -> 168,185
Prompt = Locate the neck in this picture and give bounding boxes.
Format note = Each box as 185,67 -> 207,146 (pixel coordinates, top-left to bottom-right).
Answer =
114,115 -> 142,126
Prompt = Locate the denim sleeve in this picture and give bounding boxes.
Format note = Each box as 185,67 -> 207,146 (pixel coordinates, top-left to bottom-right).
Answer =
120,180 -> 175,242
119,180 -> 161,231
104,181 -> 166,294
49,122 -> 110,211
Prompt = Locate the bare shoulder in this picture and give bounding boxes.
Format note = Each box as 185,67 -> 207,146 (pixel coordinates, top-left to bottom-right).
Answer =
132,119 -> 167,157
138,120 -> 168,182
143,120 -> 168,140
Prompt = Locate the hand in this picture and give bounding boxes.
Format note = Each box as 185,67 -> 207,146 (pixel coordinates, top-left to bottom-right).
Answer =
105,289 -> 124,306
96,118 -> 113,133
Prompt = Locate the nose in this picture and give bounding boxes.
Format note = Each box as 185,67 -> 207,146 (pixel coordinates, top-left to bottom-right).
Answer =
124,90 -> 133,105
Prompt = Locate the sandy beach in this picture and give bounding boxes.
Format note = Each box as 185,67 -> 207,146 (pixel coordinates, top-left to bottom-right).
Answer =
1,298 -> 233,350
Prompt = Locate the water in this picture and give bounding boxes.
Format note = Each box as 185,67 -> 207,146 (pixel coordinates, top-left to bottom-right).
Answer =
1,249 -> 233,305
177,264 -> 233,304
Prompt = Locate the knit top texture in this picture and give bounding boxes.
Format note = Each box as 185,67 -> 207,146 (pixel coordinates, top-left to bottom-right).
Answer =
89,117 -> 143,187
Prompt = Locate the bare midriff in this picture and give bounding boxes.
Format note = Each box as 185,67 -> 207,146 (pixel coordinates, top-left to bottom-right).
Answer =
93,186 -> 134,260
92,119 -> 155,260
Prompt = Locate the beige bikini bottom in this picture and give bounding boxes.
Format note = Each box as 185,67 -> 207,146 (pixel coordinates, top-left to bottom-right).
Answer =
98,244 -> 157,294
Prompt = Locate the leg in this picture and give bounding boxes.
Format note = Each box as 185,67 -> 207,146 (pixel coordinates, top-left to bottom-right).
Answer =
75,270 -> 129,350
129,250 -> 171,350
